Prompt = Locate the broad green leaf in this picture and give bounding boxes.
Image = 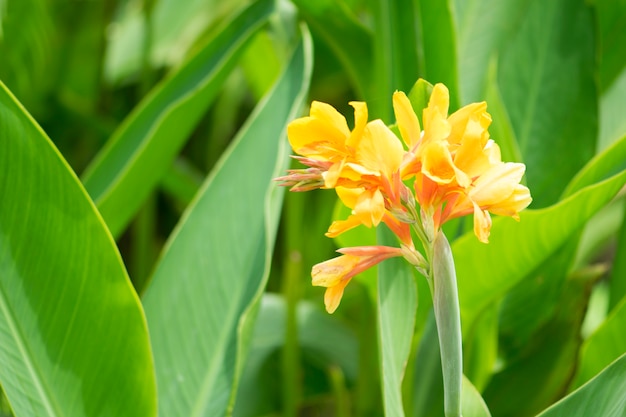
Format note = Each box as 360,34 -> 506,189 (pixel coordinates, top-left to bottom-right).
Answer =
571,295 -> 626,389
536,353 -> 626,417
82,0 -> 276,238
141,28 -> 312,417
498,0 -> 596,208
0,82 -> 155,415
609,203 -> 626,310
417,0 -> 460,109
599,69 -> 626,151
483,268 -> 599,416
595,0 -> 626,91
454,169 -> 626,336
371,0 -> 421,120
563,133 -> 626,198
461,376 -> 491,417
377,227 -> 417,417
233,294 -> 358,417
291,0 -> 372,98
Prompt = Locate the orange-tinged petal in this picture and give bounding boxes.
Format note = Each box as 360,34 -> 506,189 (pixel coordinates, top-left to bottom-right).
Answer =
357,120 -> 404,177
393,91 -> 421,148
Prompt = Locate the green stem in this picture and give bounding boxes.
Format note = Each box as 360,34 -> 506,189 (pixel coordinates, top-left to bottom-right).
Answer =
430,231 -> 462,417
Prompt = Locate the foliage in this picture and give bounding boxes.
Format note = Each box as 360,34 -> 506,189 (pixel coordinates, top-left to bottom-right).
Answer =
1,0 -> 626,416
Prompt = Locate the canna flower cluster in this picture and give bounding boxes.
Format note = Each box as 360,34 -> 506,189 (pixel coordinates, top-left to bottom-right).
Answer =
276,82 -> 532,313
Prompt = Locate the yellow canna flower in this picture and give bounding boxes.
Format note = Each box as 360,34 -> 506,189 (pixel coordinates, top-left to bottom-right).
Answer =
393,83 -> 531,242
287,100 -> 368,188
312,246 -> 403,313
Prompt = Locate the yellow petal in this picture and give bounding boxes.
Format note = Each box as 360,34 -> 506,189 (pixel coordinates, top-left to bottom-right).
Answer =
453,134 -> 492,179
393,91 -> 421,148
357,120 -> 404,177
326,215 -> 363,237
470,162 -> 526,206
488,184 -> 532,218
309,101 -> 351,138
421,141 -> 470,187
324,278 -> 351,314
422,84 -> 451,144
348,101 -> 368,147
472,203 -> 492,243
447,102 -> 490,145
353,189 -> 385,227
311,255 -> 359,287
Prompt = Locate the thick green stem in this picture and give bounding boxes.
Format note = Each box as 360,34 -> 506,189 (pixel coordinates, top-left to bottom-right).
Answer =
431,231 -> 463,417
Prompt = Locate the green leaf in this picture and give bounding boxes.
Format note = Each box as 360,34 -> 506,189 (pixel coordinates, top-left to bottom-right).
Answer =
233,294 -> 359,417
82,0 -> 276,238
377,227 -> 417,417
498,0 -> 597,207
371,0 -> 421,120
571,295 -> 626,389
291,0 -> 372,98
454,169 -> 626,336
483,268 -> 600,416
595,0 -> 626,91
454,0 -> 528,104
461,376 -> 492,417
416,0 -> 460,109
563,133 -> 626,198
599,69 -> 626,151
535,353 -> 626,417
0,82 -> 155,416
141,28 -> 313,417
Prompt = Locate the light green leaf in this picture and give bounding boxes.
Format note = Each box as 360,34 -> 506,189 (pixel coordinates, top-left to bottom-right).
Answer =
82,0 -> 276,238
377,227 -> 417,417
141,28 -> 313,417
0,82 -> 155,416
595,0 -> 626,91
454,169 -> 626,336
461,376 -> 491,417
536,353 -> 626,417
498,0 -> 596,207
